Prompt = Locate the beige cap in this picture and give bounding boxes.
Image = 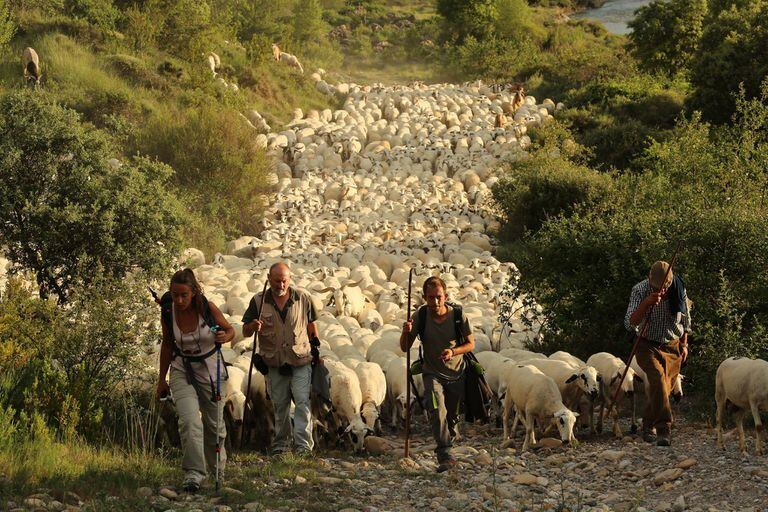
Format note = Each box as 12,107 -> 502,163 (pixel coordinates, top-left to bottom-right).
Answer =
649,261 -> 673,290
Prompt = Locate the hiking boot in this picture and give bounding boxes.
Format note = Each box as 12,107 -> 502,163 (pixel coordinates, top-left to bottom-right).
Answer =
656,434 -> 671,447
642,431 -> 657,443
182,479 -> 201,494
436,458 -> 457,473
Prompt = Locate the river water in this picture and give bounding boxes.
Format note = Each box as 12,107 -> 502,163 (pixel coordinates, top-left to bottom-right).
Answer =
572,0 -> 653,35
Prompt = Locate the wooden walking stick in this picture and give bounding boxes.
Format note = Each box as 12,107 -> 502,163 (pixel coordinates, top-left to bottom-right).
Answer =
242,280 -> 269,448
404,267 -> 415,458
608,242 -> 683,416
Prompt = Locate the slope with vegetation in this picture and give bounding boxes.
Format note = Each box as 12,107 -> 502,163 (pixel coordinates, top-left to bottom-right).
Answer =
1,0 -> 768,503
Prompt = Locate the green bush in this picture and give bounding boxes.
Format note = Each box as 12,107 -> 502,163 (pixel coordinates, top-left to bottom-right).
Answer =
628,0 -> 707,77
492,153 -> 614,239
64,0 -> 117,30
0,90 -> 182,302
133,102 -> 272,246
689,1 -> 768,123
0,0 -> 15,50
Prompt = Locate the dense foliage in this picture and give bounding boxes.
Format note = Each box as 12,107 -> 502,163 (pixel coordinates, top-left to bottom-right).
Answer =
494,86 -> 768,405
0,91 -> 182,302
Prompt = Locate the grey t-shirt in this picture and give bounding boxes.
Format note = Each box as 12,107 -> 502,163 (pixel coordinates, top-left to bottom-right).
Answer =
408,305 -> 473,381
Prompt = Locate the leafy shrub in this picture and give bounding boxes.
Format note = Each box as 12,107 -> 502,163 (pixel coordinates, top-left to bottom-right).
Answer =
0,0 -> 15,50
133,102 -> 272,246
492,154 -> 614,239
0,90 -> 182,302
64,0 -> 117,30
628,0 -> 707,77
689,1 -> 768,123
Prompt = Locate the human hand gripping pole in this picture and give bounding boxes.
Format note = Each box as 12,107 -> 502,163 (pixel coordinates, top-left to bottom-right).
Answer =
404,267 -> 414,459
242,280 -> 269,449
609,242 -> 683,413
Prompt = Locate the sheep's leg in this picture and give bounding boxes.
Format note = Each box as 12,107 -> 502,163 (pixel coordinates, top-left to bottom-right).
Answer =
716,391 -> 726,450
521,411 -> 532,452
735,409 -> 747,455
502,396 -> 513,440
612,398 -> 622,439
597,396 -> 605,434
589,398 -> 596,434
631,391 -> 638,434
750,401 -> 763,456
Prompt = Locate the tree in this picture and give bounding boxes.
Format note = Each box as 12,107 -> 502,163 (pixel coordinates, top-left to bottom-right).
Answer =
689,1 -> 768,122
494,0 -> 532,40
0,0 -> 15,50
293,0 -> 324,46
627,0 -> 707,77
0,91 -> 183,302
436,0 -> 498,43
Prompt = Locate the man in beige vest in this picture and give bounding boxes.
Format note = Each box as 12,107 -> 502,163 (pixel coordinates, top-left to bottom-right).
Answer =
243,263 -> 318,455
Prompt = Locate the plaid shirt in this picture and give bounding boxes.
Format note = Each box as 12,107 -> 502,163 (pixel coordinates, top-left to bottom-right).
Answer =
624,279 -> 691,344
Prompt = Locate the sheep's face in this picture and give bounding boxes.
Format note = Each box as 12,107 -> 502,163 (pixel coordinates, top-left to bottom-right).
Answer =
226,391 -> 246,423
671,374 -> 684,402
553,409 -> 578,443
566,367 -> 600,399
344,419 -> 371,453
361,403 -> 379,431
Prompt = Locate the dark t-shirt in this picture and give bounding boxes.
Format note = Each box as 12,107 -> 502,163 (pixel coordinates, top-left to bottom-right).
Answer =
407,305 -> 472,381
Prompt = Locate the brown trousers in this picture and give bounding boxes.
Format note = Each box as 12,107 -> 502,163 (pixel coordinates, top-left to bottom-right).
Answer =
635,338 -> 683,435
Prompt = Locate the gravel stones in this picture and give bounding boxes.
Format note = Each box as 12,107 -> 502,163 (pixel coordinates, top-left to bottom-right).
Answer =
654,468 -> 685,486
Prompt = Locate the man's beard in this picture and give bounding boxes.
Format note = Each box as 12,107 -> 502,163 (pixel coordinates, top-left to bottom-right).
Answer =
273,288 -> 288,297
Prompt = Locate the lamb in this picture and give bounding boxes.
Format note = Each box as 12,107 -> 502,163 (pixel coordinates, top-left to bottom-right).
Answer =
280,51 -> 304,74
715,356 -> 768,455
501,364 -> 578,451
22,47 -> 42,88
207,52 -> 221,77
586,352 -> 637,438
354,362 -> 387,434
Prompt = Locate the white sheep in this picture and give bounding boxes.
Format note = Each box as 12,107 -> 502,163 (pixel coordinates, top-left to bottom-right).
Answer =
354,362 -> 387,434
501,364 -> 578,451
22,47 -> 41,88
325,360 -> 370,452
279,51 -> 304,74
716,356 -> 768,455
207,51 -> 220,77
586,352 -> 636,438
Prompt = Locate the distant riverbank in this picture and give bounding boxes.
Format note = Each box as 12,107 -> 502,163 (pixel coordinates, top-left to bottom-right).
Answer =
572,0 -> 653,35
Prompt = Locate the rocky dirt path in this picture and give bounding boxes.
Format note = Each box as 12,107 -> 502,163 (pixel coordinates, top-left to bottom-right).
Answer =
8,418 -> 766,512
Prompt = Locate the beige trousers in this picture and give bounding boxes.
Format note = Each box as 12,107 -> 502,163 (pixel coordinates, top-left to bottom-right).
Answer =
170,367 -> 227,483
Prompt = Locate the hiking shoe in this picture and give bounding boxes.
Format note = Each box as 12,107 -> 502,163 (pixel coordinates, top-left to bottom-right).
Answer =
642,431 -> 657,443
436,458 -> 457,473
182,480 -> 200,493
656,434 -> 671,447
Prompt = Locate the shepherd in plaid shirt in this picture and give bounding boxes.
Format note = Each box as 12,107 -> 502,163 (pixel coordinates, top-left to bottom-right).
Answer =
625,261 -> 691,447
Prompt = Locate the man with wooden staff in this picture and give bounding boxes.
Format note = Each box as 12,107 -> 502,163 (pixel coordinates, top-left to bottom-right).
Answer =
242,262 -> 319,455
400,276 -> 475,473
625,261 -> 691,447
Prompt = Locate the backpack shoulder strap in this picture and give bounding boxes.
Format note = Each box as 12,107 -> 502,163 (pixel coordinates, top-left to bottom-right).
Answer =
200,295 -> 216,327
449,302 -> 465,346
417,305 -> 428,341
160,291 -> 173,331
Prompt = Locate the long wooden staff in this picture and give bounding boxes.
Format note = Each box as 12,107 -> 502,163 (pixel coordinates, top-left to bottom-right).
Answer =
609,242 -> 683,411
404,267 -> 415,458
242,280 -> 269,448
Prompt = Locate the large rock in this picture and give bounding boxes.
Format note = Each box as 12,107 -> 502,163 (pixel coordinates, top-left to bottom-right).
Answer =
364,436 -> 396,455
653,468 -> 684,486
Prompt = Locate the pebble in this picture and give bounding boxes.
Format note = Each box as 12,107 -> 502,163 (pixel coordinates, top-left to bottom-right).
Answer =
513,473 -> 539,485
222,487 -> 244,496
600,449 -> 627,462
159,488 -> 178,500
294,475 -> 307,484
677,458 -> 698,469
24,498 -> 47,508
317,476 -> 343,484
137,487 -> 153,497
654,468 -> 685,486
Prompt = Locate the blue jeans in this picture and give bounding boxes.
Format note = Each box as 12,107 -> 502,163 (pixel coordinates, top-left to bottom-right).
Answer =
267,364 -> 314,452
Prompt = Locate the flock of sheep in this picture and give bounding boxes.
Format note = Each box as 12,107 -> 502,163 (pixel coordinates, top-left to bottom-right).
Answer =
10,40 -> 765,457
133,73 -> 768,458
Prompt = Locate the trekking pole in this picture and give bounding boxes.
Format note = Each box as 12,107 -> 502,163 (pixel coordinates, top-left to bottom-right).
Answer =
242,280 -> 269,449
608,242 -> 683,413
405,267 -> 415,459
215,342 -> 222,493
